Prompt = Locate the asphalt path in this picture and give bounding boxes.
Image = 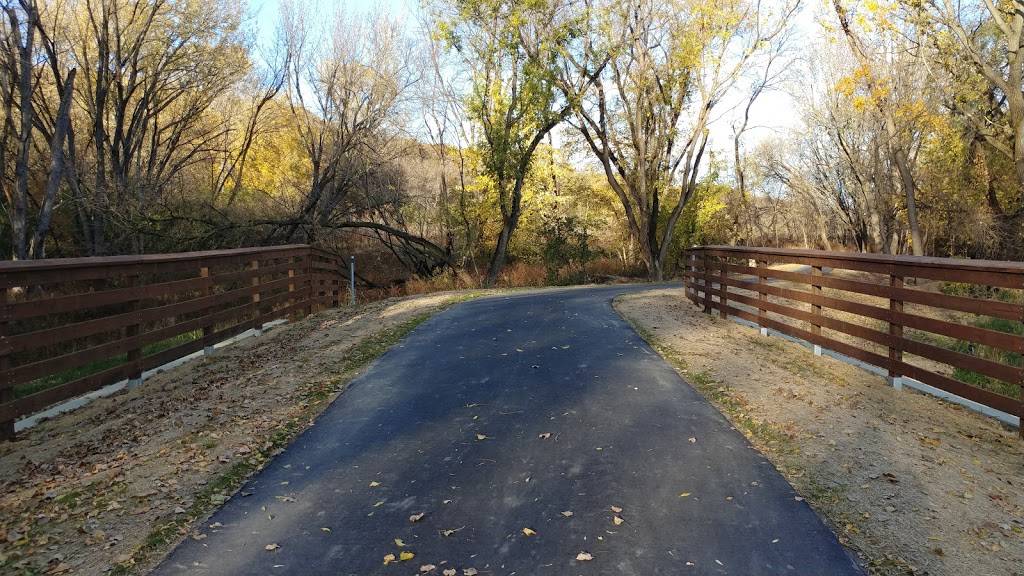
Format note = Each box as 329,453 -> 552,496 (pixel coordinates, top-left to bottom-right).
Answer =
153,284 -> 863,576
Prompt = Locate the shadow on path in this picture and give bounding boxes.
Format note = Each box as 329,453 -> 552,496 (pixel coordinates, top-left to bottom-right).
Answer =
153,284 -> 863,576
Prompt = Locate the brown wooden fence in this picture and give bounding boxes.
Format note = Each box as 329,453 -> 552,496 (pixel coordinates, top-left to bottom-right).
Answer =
0,245 -> 351,438
682,246 -> 1023,436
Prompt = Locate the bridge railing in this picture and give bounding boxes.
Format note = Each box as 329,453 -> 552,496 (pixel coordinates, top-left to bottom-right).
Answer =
682,246 -> 1023,436
0,245 -> 350,438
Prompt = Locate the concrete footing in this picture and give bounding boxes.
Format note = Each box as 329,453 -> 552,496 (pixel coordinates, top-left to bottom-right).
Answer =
759,327 -> 768,337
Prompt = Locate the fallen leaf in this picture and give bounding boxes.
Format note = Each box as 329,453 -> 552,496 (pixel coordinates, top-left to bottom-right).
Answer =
678,492 -> 691,498
369,481 -> 381,487
383,553 -> 396,565
538,433 -> 552,439
464,569 -> 478,576
443,570 -> 457,576
395,538 -> 406,547
420,565 -> 437,573
576,552 -> 593,562
610,505 -> 622,513
612,516 -> 624,526
561,511 -> 573,517
400,551 -> 415,561
522,527 -> 536,536
475,433 -> 488,441
320,527 -> 331,533
265,543 -> 280,551
410,512 -> 426,523
688,437 -> 697,443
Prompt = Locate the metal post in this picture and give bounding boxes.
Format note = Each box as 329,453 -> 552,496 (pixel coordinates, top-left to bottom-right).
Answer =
349,255 -> 356,306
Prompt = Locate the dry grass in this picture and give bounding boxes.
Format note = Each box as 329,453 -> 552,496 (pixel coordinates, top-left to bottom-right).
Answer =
616,288 -> 1024,576
0,291 -> 490,576
401,258 -> 643,296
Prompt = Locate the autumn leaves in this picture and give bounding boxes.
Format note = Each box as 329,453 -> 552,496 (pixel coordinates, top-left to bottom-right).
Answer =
329,413 -> 632,573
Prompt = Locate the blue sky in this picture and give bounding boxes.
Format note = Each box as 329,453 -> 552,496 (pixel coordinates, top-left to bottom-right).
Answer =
244,0 -> 821,151
248,0 -> 418,47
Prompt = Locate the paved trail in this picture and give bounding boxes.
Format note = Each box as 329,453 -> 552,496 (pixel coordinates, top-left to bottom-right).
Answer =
154,285 -> 863,575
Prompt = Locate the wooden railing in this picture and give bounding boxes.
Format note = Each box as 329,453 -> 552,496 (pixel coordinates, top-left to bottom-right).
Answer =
0,245 -> 350,438
682,246 -> 1023,435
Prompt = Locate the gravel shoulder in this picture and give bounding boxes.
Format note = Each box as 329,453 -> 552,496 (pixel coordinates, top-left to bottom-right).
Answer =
0,291 -> 489,575
615,287 -> 1024,576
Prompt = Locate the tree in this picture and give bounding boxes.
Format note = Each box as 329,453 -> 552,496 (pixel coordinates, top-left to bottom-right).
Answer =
567,0 -> 798,280
832,0 -> 926,255
905,0 -> 1024,256
267,2 -> 452,274
431,0 -> 586,286
1,0 -> 76,260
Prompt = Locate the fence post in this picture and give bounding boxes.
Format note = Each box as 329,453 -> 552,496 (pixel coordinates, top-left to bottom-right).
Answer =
719,256 -> 728,320
683,251 -> 691,302
332,256 -> 341,308
1019,279 -> 1023,439
811,265 -> 823,356
126,275 -> 143,388
888,273 -> 904,390
349,256 -> 356,306
302,251 -> 312,317
757,259 -> 768,336
0,289 -> 12,440
201,266 -> 214,355
251,259 -> 262,335
702,252 -> 711,314
287,257 -> 297,320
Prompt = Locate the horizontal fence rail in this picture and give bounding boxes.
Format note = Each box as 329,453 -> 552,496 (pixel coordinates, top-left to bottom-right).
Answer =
0,245 -> 351,437
682,246 -> 1023,436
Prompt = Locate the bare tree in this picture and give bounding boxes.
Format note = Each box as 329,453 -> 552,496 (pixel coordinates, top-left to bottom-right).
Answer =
0,0 -> 76,260
833,0 -> 925,255
566,0 -> 799,279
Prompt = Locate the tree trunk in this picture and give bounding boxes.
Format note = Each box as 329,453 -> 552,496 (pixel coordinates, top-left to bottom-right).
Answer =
484,217 -> 515,287
892,145 -> 924,256
10,6 -> 34,260
29,69 -> 76,259
648,256 -> 663,281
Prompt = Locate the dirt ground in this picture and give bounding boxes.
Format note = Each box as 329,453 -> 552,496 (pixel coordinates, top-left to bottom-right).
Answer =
615,288 -> 1024,576
0,291 -> 478,576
